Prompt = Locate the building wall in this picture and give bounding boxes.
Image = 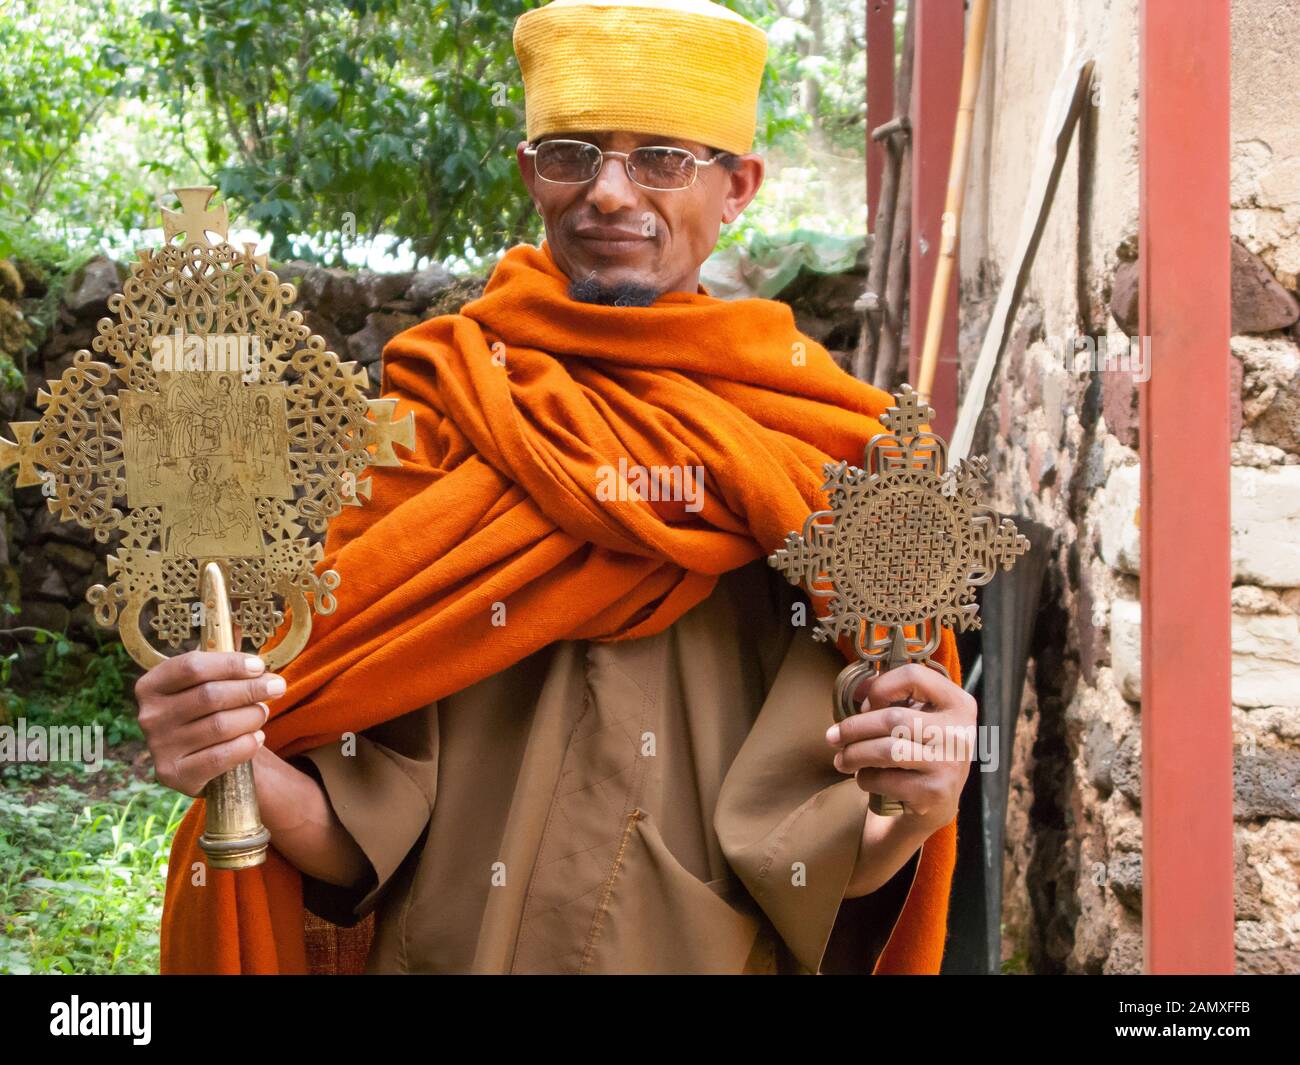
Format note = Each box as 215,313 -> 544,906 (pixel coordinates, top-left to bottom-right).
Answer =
958,0 -> 1299,973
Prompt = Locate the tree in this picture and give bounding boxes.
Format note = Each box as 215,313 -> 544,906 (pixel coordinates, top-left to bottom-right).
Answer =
3,0 -> 815,267
0,0 -> 154,262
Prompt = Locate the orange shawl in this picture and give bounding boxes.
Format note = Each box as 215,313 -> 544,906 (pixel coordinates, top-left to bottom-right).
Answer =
159,240 -> 960,974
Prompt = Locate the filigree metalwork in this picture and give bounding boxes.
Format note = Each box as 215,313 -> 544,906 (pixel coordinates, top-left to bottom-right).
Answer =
769,384 -> 1029,683
0,186 -> 415,670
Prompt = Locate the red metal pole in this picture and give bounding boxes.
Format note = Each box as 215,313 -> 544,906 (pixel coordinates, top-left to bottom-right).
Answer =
866,0 -> 895,235
1138,0 -> 1235,973
909,0 -> 962,436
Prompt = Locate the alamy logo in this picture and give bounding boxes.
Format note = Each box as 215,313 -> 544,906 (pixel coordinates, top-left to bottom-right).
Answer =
1045,331 -> 1151,382
595,457 -> 705,513
0,718 -> 102,772
150,327 -> 261,382
889,720 -> 1001,773
49,997 -> 151,1045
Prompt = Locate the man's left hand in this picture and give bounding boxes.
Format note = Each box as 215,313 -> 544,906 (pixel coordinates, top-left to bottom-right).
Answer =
824,663 -> 978,833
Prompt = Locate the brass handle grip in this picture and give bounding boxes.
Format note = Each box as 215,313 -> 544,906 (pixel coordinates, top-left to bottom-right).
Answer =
196,561 -> 271,869
834,660 -> 907,818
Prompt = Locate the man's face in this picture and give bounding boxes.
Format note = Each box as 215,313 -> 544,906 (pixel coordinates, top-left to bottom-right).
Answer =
517,129 -> 764,304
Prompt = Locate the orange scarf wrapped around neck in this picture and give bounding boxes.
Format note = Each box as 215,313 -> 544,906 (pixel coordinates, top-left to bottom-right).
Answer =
159,240 -> 961,975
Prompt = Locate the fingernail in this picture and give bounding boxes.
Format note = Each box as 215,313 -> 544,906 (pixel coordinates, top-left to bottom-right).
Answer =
244,656 -> 265,675
265,675 -> 286,696
826,724 -> 841,745
259,701 -> 270,722
254,730 -> 266,747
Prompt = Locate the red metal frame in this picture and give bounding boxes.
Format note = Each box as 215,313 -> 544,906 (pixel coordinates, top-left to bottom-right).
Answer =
866,0 -> 895,235
1138,0 -> 1235,973
908,0 -> 963,435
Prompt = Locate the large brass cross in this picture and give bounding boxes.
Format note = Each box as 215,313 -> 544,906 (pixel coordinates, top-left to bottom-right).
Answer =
0,186 -> 415,865
769,385 -> 1029,815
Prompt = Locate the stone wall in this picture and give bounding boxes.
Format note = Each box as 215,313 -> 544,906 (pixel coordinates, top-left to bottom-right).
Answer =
960,0 -> 1300,973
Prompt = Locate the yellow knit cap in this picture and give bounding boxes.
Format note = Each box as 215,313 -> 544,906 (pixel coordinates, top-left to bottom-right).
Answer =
513,0 -> 769,156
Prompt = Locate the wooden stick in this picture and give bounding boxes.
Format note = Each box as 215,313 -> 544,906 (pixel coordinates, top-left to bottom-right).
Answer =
854,1 -> 916,383
948,52 -> 1095,464
872,116 -> 909,142
873,144 -> 912,392
915,0 -> 992,404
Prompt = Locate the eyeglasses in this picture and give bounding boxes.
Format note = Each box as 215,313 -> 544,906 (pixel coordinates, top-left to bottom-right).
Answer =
524,139 -> 727,191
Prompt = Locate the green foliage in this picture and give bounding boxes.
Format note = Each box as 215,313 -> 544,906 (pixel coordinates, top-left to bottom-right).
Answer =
0,623 -> 171,974
0,353 -> 22,394
3,627 -> 143,746
1,0 -> 852,267
0,1 -> 179,259
0,248 -> 90,383
142,0 -> 426,260
395,0 -> 549,265
758,0 -> 871,156
0,761 -> 186,974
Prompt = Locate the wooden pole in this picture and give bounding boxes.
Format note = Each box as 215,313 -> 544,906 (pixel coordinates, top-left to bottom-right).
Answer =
872,146 -> 913,391
915,0 -> 990,405
866,0 -> 896,236
948,53 -> 1094,465
855,1 -> 915,383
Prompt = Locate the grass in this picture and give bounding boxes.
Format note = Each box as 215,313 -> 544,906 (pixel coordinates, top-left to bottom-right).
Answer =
0,619 -> 186,974
0,759 -> 187,974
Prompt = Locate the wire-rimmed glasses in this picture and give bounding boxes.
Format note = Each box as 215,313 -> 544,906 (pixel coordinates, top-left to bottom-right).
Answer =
523,138 -> 728,191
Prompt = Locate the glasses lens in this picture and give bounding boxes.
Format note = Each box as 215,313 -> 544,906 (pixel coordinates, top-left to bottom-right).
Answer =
535,140 -> 601,182
628,146 -> 697,189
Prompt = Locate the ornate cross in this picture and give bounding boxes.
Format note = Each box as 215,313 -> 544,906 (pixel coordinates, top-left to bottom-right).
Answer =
769,384 -> 1029,815
0,186 -> 416,866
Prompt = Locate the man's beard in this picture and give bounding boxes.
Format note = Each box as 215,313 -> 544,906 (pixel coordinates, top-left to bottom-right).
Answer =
567,274 -> 662,307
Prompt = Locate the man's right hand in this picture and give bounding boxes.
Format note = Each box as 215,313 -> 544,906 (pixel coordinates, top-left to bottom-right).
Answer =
134,643 -> 371,889
135,648 -> 285,797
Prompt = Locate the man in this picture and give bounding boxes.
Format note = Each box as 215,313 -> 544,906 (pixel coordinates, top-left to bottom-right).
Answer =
143,0 -> 975,974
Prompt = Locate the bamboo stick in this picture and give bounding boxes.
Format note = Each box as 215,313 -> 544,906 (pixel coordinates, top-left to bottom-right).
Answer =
915,0 -> 992,404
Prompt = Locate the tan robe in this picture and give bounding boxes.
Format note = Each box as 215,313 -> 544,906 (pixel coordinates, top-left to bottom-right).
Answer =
291,555 -> 922,974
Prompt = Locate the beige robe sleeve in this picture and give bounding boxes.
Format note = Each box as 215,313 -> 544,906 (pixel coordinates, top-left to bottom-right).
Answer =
713,626 -> 917,975
289,706 -> 439,926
